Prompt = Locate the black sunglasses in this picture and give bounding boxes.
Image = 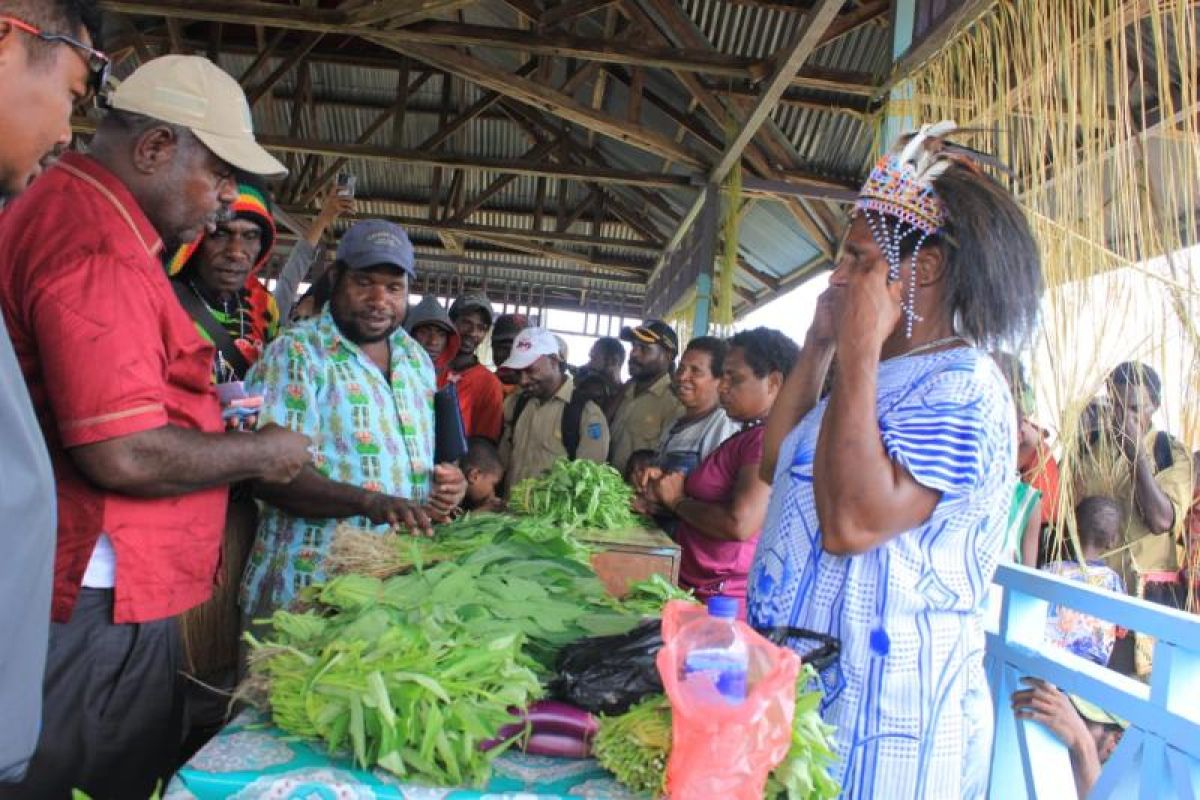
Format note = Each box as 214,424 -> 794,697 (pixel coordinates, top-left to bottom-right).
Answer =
3,16 -> 110,100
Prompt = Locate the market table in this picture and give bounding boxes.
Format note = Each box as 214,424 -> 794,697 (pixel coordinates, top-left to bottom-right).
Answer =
165,711 -> 647,799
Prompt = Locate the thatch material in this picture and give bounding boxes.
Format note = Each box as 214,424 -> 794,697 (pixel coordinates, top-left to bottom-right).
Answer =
899,0 -> 1198,565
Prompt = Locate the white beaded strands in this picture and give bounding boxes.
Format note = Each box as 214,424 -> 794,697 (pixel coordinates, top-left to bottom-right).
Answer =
861,209 -> 928,338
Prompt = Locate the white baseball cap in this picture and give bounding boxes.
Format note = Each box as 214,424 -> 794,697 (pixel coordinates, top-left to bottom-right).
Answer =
501,327 -> 560,371
108,55 -> 287,178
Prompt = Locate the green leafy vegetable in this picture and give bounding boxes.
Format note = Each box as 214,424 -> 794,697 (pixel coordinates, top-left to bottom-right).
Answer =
593,666 -> 839,799
509,459 -> 641,531
593,695 -> 671,796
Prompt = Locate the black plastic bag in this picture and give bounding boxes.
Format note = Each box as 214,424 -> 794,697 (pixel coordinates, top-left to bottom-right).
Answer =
550,619 -> 663,715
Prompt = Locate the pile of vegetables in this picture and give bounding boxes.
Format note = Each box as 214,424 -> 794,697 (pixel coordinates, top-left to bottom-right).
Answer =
591,666 -> 839,800
592,695 -> 672,795
509,459 -> 640,531
326,512 -> 592,579
248,615 -> 540,786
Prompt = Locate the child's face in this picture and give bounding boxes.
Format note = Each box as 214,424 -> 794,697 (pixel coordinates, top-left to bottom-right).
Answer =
466,467 -> 502,505
627,461 -> 652,487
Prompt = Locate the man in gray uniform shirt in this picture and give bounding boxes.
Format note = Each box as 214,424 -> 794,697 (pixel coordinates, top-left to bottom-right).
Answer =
0,0 -> 104,782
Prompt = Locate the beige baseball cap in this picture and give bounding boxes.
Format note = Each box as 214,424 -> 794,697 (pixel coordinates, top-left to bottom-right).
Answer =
108,55 -> 287,178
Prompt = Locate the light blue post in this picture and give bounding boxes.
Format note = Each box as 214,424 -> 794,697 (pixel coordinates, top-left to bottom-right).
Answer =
886,0 -> 918,144
693,273 -> 712,337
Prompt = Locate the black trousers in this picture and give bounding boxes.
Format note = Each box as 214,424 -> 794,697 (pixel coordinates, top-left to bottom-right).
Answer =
0,589 -> 184,800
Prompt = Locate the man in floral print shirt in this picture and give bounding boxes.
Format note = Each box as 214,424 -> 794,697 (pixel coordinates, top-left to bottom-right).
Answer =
242,220 -> 466,619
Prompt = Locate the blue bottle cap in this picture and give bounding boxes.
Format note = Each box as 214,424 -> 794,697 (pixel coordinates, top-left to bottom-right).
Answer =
707,595 -> 738,619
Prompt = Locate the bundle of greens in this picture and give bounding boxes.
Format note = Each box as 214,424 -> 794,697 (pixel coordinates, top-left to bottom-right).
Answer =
601,574 -> 697,617
326,512 -> 594,579
248,612 -> 541,786
592,695 -> 671,795
764,666 -> 839,800
592,666 -> 838,800
509,459 -> 640,531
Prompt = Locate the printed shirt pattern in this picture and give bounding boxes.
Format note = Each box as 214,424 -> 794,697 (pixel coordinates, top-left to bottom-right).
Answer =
747,348 -> 1015,800
241,308 -> 435,612
1043,560 -> 1125,665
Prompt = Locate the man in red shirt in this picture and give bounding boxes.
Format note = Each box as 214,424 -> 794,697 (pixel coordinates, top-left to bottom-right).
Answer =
448,292 -> 505,442
0,56 -> 310,799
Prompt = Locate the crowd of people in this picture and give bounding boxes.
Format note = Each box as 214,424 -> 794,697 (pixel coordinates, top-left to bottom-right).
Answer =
0,4 -> 1194,800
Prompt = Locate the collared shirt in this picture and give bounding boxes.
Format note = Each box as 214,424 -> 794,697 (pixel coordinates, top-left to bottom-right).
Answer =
0,152 -> 227,624
241,307 -> 435,612
1075,430 -> 1193,585
499,377 -> 609,490
609,372 -> 683,474
0,315 -> 54,779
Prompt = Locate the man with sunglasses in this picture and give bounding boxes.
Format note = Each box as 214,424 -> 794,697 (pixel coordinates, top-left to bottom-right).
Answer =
0,55 -> 312,798
0,0 -> 102,787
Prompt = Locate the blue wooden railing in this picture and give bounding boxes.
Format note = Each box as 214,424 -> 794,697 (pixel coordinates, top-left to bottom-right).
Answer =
986,564 -> 1200,799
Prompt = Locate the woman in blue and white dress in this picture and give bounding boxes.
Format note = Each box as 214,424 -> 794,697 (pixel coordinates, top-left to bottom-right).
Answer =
749,123 -> 1044,800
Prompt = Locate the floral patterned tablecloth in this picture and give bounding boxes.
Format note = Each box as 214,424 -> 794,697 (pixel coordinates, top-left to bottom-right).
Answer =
166,711 -> 643,800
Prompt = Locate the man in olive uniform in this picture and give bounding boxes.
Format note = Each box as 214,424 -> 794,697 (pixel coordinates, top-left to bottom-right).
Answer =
1075,362 -> 1193,675
609,320 -> 684,474
498,327 -> 609,490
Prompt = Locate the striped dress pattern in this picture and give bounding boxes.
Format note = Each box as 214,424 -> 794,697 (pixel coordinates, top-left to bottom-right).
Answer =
747,348 -> 1015,800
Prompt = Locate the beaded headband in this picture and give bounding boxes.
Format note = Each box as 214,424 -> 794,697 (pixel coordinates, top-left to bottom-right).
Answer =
852,120 -> 958,337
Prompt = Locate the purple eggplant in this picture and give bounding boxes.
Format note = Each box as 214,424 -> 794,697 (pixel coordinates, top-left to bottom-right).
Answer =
480,700 -> 598,753
522,700 -> 599,741
523,731 -> 593,759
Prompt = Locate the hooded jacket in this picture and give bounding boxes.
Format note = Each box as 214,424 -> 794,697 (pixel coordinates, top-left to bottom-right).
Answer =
404,295 -> 461,386
167,183 -> 280,378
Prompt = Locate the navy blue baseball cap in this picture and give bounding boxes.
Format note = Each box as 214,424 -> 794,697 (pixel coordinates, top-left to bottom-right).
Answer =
336,219 -> 415,277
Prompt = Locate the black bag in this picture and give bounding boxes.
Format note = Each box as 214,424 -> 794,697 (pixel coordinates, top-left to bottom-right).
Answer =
550,619 -> 664,715
434,383 -> 468,464
512,389 -> 591,459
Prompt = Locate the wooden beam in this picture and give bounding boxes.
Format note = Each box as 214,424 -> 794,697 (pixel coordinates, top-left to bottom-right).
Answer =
881,0 -> 996,99
248,33 -> 323,106
738,257 -> 780,290
344,211 -> 662,251
371,38 -> 706,167
165,17 -> 186,52
532,177 -> 547,232
295,69 -> 435,206
820,0 -> 889,44
467,232 -> 648,275
384,21 -> 759,76
427,73 -> 454,221
654,0 -> 843,278
348,0 -> 474,26
417,61 -> 539,151
539,0 -> 620,28
450,138 -> 564,223
627,66 -> 643,123
100,0 -> 347,30
237,28 -> 288,88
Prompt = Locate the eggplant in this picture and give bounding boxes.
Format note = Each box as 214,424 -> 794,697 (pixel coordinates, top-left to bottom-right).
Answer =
523,700 -> 599,741
480,700 -> 598,753
523,731 -> 593,759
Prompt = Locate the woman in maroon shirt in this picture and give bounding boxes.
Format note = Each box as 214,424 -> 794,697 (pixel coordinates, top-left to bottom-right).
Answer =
647,327 -> 800,615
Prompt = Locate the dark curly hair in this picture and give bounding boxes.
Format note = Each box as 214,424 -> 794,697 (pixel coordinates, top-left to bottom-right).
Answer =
683,336 -> 728,377
728,327 -> 800,379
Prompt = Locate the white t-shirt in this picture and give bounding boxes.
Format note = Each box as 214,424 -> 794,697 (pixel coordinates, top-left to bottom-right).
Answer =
81,534 -> 116,589
655,407 -> 740,475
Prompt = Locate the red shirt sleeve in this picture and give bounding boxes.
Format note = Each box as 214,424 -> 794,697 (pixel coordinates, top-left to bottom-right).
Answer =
31,261 -> 170,447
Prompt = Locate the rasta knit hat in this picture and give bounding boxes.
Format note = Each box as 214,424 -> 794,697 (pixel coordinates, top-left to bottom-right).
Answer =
166,182 -> 277,277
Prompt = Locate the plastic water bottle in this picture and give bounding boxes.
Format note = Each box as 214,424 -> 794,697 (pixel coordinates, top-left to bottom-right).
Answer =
680,596 -> 749,704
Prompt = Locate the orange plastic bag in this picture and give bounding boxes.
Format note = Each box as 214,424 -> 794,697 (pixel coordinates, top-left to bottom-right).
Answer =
655,600 -> 801,800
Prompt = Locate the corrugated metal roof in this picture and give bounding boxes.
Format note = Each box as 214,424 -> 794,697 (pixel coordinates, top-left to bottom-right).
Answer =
109,0 -> 895,314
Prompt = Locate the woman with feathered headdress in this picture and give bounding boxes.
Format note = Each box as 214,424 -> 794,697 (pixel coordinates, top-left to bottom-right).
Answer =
749,122 -> 1044,799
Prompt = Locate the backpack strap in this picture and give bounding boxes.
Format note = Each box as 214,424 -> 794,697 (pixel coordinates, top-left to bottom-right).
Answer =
171,279 -> 251,379
561,393 -> 589,460
1153,430 -> 1175,473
